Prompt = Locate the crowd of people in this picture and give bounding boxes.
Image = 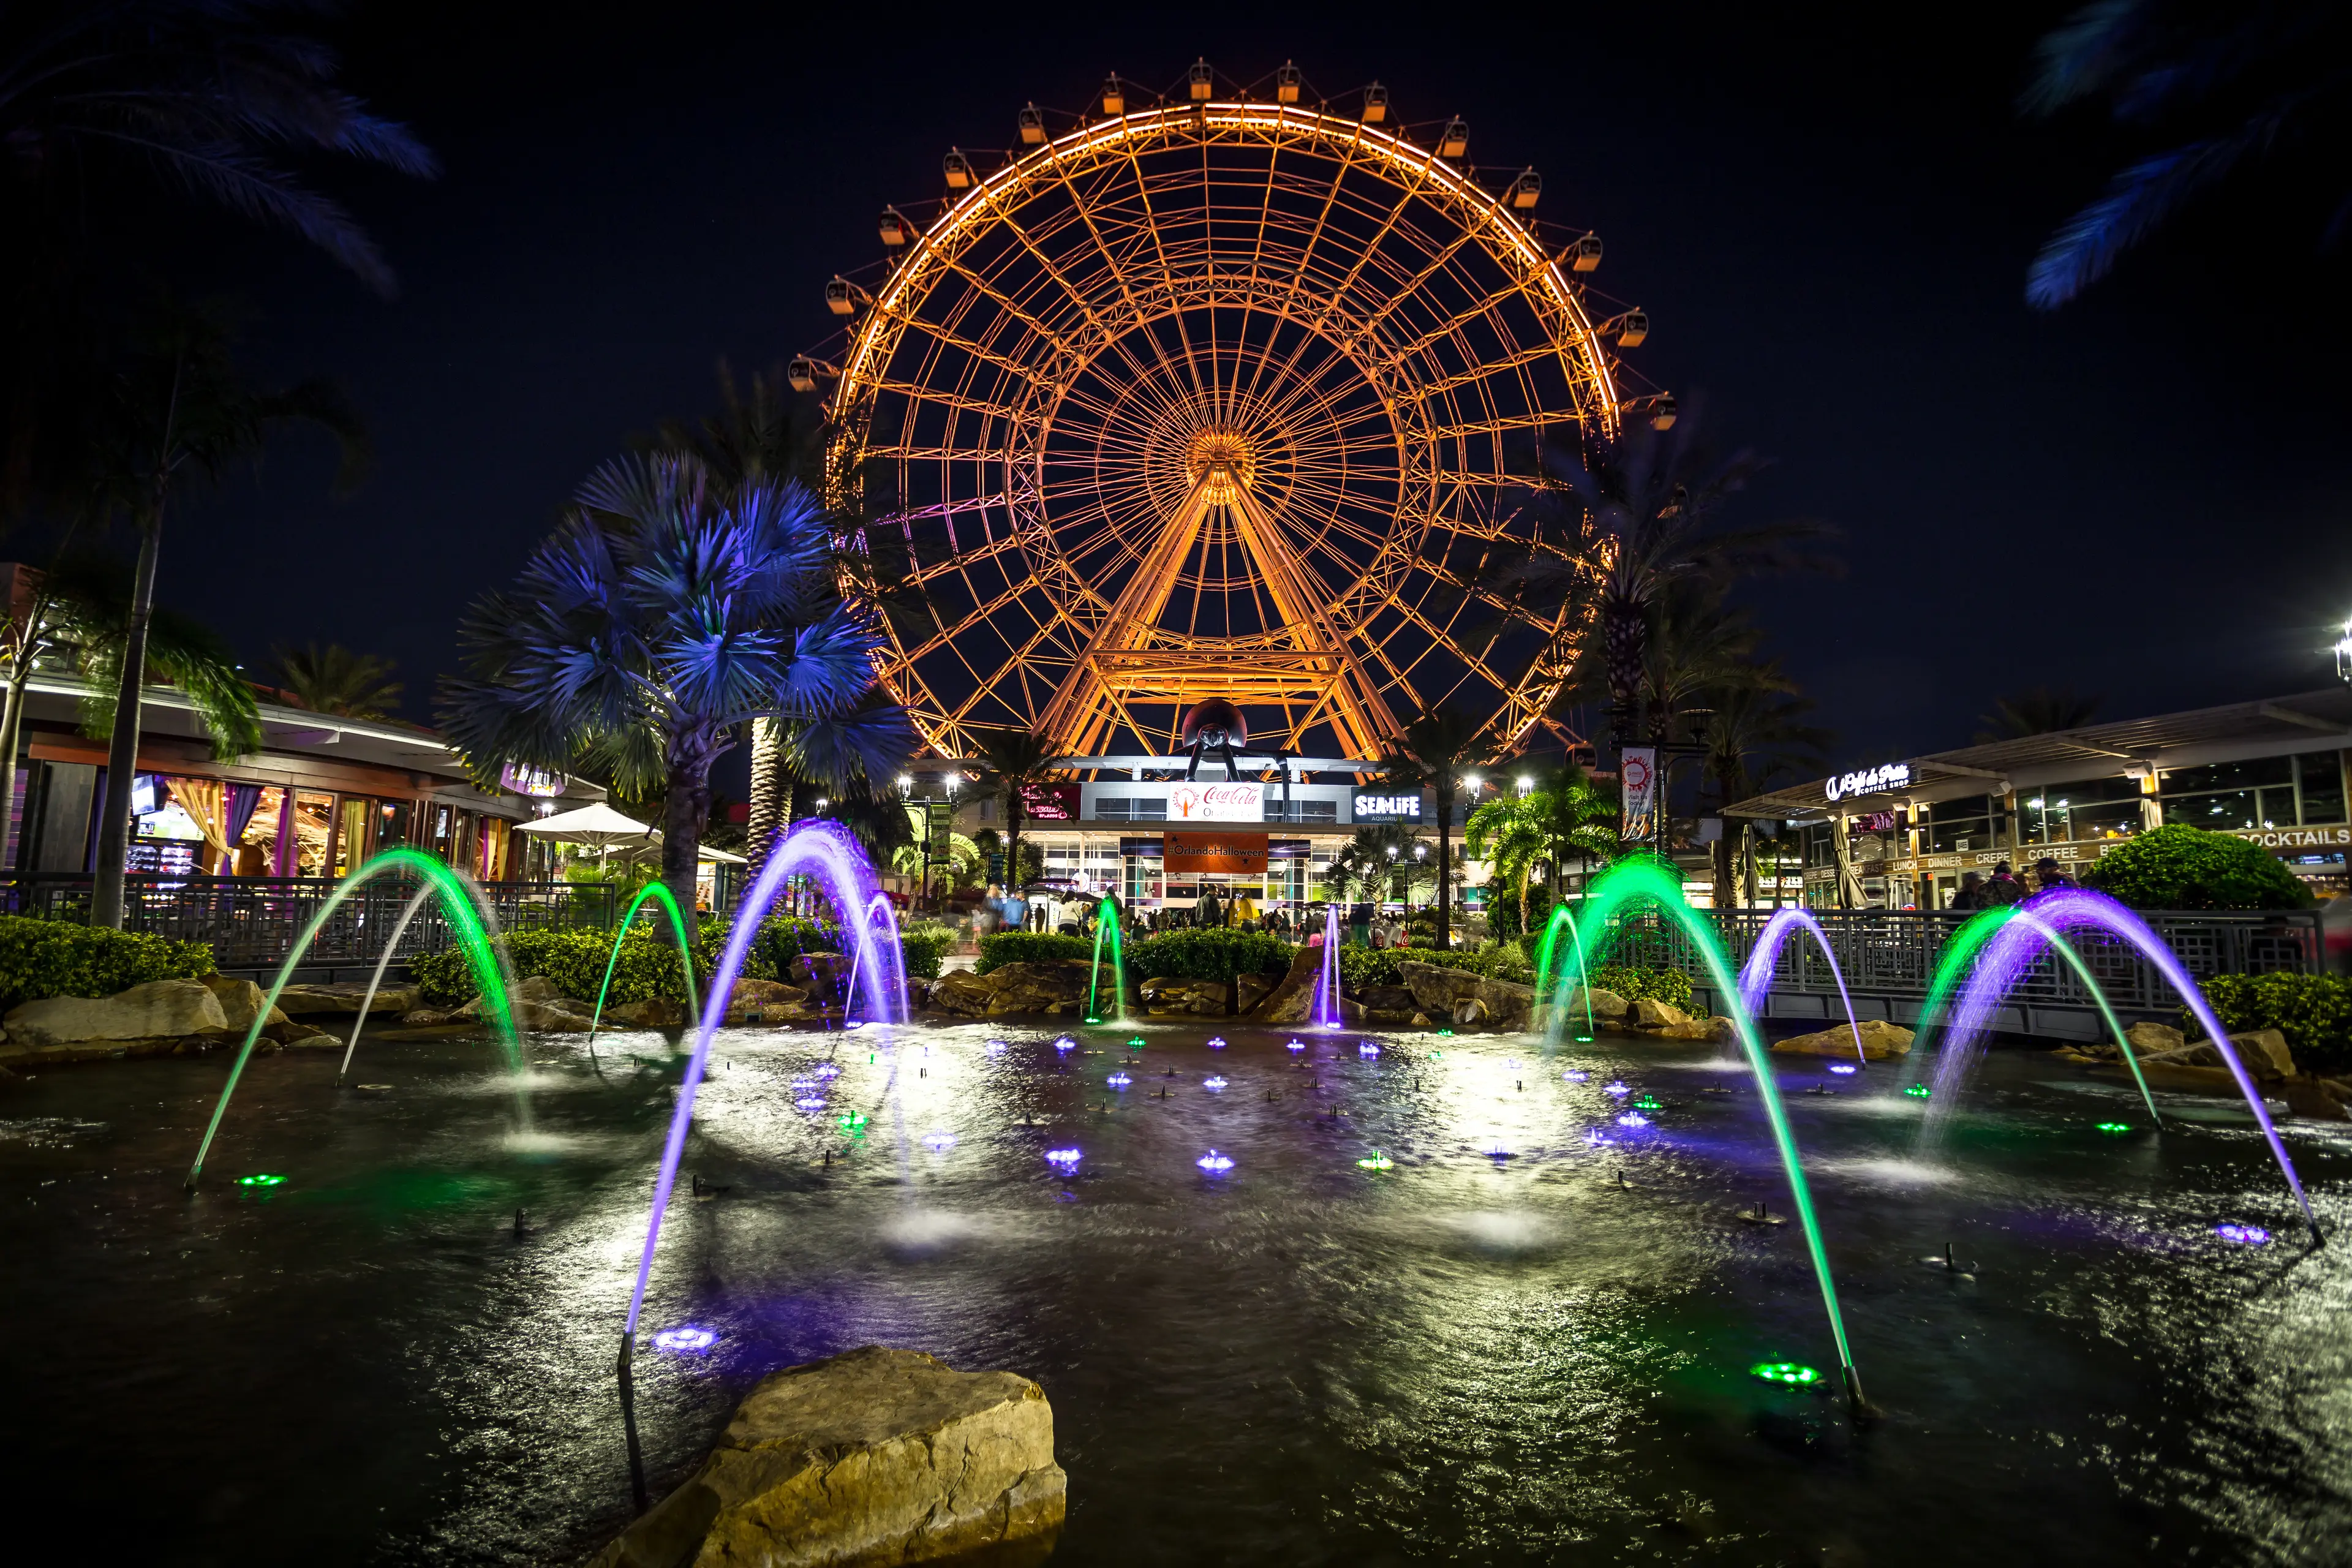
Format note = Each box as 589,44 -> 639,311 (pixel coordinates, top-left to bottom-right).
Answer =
1945,856 -> 2075,911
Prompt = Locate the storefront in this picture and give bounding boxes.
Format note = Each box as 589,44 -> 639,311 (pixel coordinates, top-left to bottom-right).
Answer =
1718,688 -> 2352,908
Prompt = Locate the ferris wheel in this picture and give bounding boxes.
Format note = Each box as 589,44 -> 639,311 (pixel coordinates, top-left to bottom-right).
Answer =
804,62 -> 1669,762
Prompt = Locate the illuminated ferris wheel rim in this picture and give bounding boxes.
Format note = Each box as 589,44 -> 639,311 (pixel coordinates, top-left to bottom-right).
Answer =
817,83 -> 1664,762
831,99 -> 1624,434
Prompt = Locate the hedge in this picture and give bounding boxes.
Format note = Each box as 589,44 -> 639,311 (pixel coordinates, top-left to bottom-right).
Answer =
1339,942 -> 1532,993
897,922 -> 956,981
1124,927 -> 1297,982
412,914 -> 932,1008
1585,962 -> 1695,1012
0,914 -> 216,1011
975,932 -> 1094,973
2081,824 -> 2313,910
2194,971 -> 2352,1072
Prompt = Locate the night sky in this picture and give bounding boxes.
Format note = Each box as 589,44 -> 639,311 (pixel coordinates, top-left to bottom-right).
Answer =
160,1 -> 2352,791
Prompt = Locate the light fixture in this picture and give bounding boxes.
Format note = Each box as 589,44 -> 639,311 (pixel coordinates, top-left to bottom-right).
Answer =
1516,775 -> 1534,793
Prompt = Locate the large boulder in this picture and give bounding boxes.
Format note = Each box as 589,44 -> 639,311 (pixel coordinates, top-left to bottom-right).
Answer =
590,1346 -> 1065,1568
1471,976 -> 1535,1031
4,979 -> 227,1052
2124,1021 -> 2185,1057
925,961 -> 1096,1019
1564,986 -> 1629,1020
1257,945 -> 1329,1023
2145,1029 -> 2296,1080
722,978 -> 810,1025
1772,1019 -> 1915,1060
273,981 -> 418,1016
606,997 -> 688,1028
2286,1076 -> 2352,1121
1396,960 -> 1482,1017
457,976 -> 594,1033
1139,975 -> 1227,1016
1235,973 -> 1275,1013
928,970 -> 997,1017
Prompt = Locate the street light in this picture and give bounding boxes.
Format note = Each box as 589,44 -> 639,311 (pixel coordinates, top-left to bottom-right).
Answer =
2335,616 -> 2352,682
1515,774 -> 1534,794
897,774 -> 913,796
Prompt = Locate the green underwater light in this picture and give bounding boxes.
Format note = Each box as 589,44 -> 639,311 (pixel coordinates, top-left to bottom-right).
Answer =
839,1111 -> 869,1134
1357,1151 -> 1395,1170
1632,1094 -> 1663,1111
1128,1036 -> 1145,1050
1904,1084 -> 1932,1099
235,1173 -> 287,1188
1750,1361 -> 1821,1386
2097,1121 -> 2132,1134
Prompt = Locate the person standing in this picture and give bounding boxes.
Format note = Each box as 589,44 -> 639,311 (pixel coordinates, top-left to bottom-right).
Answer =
2034,856 -> 2071,892
1950,871 -> 1986,911
1981,862 -> 2026,907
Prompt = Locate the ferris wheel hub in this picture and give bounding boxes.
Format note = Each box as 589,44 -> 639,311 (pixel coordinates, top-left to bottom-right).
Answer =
1183,430 -> 1259,499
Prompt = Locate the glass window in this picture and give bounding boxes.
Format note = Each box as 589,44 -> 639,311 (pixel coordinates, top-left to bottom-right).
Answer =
2297,752 -> 2346,824
2162,756 -> 2292,794
2165,789 -> 2258,831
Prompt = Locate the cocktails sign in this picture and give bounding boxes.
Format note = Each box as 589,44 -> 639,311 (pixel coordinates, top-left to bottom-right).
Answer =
1167,782 -> 1261,821
1824,762 -> 1910,802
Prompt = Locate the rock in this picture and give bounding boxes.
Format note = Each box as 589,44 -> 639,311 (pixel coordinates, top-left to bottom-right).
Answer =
1457,998 -> 1488,1025
789,952 -> 852,994
4,979 -> 228,1050
282,1032 -> 343,1051
1139,976 -> 1227,1016
1630,997 -> 1691,1030
400,1007 -> 461,1026
590,1346 -> 1065,1568
2124,1021 -> 2184,1056
1396,960 -> 1482,1016
606,998 -> 687,1028
1411,1011 -> 1432,1028
928,961 -> 1096,1019
723,978 -> 807,1010
1472,976 -> 1535,1030
1254,945 -> 1329,1022
1562,987 -> 1629,1019
273,981 -> 418,1016
1708,1016 -> 1740,1042
929,971 -> 998,1017
456,981 -> 595,1033
200,976 -> 296,1038
2285,1075 -> 2351,1121
1771,1019 -> 1915,1060
2158,1029 -> 2296,1079
1235,973 -> 1273,1012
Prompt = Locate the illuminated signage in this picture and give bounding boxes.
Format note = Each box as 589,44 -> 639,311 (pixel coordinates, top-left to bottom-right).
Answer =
1824,763 -> 1910,803
1167,782 -> 1261,821
1165,830 -> 1268,874
1020,782 -> 1079,821
1352,791 -> 1423,823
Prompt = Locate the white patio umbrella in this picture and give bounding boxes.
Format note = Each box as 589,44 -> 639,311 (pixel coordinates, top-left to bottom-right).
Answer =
511,802 -> 655,863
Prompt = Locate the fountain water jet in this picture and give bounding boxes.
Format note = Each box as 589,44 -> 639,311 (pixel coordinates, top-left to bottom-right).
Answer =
1531,903 -> 1597,1048
586,881 -> 702,1044
187,848 -> 526,1188
1311,904 -> 1343,1027
1085,894 -> 1127,1023
621,821 -> 904,1352
1928,889 -> 2315,1241
1736,908 -> 1868,1067
1575,858 -> 1868,1412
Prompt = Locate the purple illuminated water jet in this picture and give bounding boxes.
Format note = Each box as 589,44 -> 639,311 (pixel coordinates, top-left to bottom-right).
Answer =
1934,888 -> 2318,1242
1312,904 -> 1343,1027
1738,907 -> 1868,1065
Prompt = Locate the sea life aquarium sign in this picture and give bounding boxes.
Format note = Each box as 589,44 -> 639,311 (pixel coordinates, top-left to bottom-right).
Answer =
1824,763 -> 1911,804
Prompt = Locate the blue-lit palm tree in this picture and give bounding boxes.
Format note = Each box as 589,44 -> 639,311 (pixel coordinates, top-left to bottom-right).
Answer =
441,453 -> 904,903
2024,2 -> 2352,307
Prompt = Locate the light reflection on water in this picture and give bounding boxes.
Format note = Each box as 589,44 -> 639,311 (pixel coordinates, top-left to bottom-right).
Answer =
0,1022 -> 2343,1567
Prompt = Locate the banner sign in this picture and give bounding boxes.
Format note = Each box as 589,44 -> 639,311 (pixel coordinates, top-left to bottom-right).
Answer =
1351,791 -> 1423,823
1020,782 -> 1079,821
1620,747 -> 1657,840
1164,829 -> 1268,875
1167,782 -> 1261,821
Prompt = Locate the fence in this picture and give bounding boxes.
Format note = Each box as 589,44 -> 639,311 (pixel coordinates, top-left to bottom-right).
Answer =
0,875 -> 626,970
1600,907 -> 2324,1031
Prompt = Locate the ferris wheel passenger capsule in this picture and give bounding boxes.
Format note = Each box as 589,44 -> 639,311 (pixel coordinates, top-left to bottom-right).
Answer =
943,149 -> 976,189
1566,233 -> 1604,273
1189,59 -> 1214,101
1018,104 -> 1046,145
1101,77 -> 1126,116
1438,118 -> 1468,158
824,277 -> 858,316
1509,169 -> 1541,209
786,356 -> 837,393
1362,83 -> 1389,123
878,208 -> 908,247
1615,310 -> 1649,348
1649,394 -> 1679,431
1276,62 -> 1303,104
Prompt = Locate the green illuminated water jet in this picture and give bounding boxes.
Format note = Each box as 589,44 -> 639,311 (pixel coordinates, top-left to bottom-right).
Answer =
1086,894 -> 1128,1024
187,848 -> 526,1189
586,881 -> 701,1043
1574,858 -> 1868,1412
1531,902 -> 1597,1047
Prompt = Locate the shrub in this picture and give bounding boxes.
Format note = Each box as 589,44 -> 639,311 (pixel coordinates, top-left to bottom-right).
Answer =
2081,824 -> 2313,910
412,913 -> 862,1008
2195,971 -> 2352,1072
976,932 -> 1093,973
0,914 -> 216,1010
898,922 -> 956,981
1586,962 -> 1694,1011
1480,883 -> 1555,948
1338,941 -> 1532,994
1125,927 -> 1296,982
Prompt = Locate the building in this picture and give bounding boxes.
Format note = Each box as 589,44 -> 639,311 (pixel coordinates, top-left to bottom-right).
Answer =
1719,688 -> 2352,908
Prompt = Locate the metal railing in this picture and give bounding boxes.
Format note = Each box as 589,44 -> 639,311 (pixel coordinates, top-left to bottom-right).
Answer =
1601,907 -> 2323,1017
0,875 -> 625,969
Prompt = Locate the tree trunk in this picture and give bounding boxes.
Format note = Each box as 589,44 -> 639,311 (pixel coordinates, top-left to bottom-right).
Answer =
745,717 -> 785,876
1003,787 -> 1024,900
0,646 -> 31,873
662,724 -> 724,914
1601,597 -> 1645,746
91,518 -> 164,929
1435,778 -> 1453,951
1711,832 -> 1736,910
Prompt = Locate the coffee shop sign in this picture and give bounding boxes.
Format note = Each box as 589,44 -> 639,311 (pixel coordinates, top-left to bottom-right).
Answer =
1824,762 -> 1911,803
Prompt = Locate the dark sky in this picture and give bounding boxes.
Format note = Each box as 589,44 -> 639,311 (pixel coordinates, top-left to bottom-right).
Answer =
164,0 -> 2352,791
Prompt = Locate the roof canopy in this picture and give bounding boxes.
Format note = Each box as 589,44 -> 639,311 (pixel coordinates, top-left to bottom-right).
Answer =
1725,688 -> 2352,821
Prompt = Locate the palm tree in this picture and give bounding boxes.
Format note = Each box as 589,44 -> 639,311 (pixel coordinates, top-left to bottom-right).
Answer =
1521,409 -> 1834,746
2022,2 -> 2352,308
973,726 -> 1058,892
1329,823 -> 1433,908
1376,706 -> 1494,951
1977,687 -> 2101,741
1699,685 -> 1830,906
272,642 -> 402,718
440,454 -> 900,907
87,304 -> 366,925
1465,764 -> 1621,931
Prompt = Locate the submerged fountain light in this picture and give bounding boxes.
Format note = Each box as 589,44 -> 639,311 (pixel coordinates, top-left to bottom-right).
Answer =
984,1039 -> 1008,1055
1632,1093 -> 1664,1110
1484,1142 -> 1514,1159
1616,1112 -> 1651,1129
922,1131 -> 957,1152
1357,1151 -> 1395,1170
1054,1037 -> 1076,1053
1196,1148 -> 1235,1173
1359,1041 -> 1381,1058
652,1325 -> 717,1352
1750,1361 -> 1821,1387
795,1096 -> 827,1110
235,1173 -> 287,1188
1128,1036 -> 1146,1050
1427,1049 -> 1443,1060
812,1064 -> 840,1079
1204,1076 -> 1229,1091
1604,1080 -> 1630,1097
1207,1035 -> 1228,1049
839,1111 -> 869,1133
1905,1084 -> 1932,1099
1827,1063 -> 1859,1076
1107,1071 -> 1131,1089
1562,1069 -> 1588,1082
1045,1148 -> 1082,1169
1286,1038 -> 1306,1052
1584,1129 -> 1609,1145
2096,1121 -> 2132,1135
2217,1223 -> 2271,1246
